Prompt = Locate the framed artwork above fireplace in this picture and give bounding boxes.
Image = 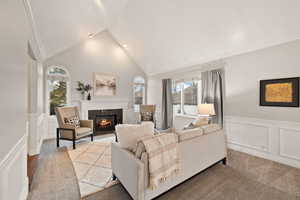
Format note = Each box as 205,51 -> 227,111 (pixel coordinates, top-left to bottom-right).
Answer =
94,72 -> 117,96
260,77 -> 300,107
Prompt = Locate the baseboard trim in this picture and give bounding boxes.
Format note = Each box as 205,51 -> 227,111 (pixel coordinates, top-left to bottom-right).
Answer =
20,177 -> 29,200
225,115 -> 300,169
228,141 -> 300,169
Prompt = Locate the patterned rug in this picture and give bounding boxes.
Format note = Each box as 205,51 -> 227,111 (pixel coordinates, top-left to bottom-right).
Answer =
67,134 -> 118,198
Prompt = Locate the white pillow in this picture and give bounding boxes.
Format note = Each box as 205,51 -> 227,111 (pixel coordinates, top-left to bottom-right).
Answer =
115,122 -> 154,151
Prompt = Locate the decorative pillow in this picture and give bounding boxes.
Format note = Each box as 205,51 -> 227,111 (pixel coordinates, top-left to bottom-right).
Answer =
141,111 -> 154,121
115,122 -> 155,151
65,116 -> 80,128
193,117 -> 209,127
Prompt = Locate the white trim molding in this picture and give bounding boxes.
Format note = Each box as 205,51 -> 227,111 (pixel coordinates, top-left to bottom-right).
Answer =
225,116 -> 300,168
28,113 -> 47,155
79,99 -> 129,120
0,133 -> 28,200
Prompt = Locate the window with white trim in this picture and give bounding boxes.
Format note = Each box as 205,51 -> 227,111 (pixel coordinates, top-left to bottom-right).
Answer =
47,66 -> 70,115
133,76 -> 146,112
172,78 -> 201,116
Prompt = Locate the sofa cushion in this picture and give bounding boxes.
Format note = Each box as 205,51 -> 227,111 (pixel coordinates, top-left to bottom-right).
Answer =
201,124 -> 222,134
193,117 -> 209,127
177,127 -> 204,142
115,122 -> 155,151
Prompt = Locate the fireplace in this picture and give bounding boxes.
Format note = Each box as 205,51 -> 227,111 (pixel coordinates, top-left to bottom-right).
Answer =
88,109 -> 123,135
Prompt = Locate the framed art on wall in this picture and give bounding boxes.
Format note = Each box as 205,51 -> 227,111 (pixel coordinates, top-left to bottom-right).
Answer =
260,77 -> 300,107
94,73 -> 117,96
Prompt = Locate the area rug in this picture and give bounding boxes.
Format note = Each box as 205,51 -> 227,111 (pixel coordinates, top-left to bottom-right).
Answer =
67,134 -> 118,198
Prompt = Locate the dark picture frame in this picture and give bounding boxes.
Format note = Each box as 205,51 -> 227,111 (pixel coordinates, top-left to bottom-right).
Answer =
260,77 -> 300,107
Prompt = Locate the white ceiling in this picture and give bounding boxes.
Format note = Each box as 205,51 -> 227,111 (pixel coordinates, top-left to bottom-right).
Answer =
28,0 -> 106,59
28,0 -> 300,75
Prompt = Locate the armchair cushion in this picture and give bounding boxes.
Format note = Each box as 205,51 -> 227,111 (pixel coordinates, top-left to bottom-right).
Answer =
60,127 -> 93,139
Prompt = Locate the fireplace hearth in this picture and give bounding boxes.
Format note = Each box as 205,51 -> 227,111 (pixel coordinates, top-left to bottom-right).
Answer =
88,109 -> 123,135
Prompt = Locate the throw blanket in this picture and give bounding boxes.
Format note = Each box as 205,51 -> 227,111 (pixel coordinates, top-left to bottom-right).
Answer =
138,133 -> 180,189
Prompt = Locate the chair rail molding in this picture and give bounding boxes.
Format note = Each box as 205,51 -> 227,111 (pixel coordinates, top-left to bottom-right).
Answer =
225,115 -> 300,168
0,133 -> 28,200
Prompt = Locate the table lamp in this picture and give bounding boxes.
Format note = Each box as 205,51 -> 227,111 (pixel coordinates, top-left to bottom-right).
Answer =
198,104 -> 216,122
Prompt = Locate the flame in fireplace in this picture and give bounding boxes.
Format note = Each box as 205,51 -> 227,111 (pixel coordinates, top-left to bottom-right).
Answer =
99,119 -> 112,127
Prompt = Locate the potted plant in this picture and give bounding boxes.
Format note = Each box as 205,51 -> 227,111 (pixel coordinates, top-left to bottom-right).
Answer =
76,81 -> 93,100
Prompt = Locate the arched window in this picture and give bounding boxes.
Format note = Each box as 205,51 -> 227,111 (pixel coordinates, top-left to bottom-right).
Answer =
133,76 -> 146,112
46,66 -> 70,115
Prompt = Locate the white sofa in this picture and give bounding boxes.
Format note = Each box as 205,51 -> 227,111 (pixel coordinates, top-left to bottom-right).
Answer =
112,129 -> 227,200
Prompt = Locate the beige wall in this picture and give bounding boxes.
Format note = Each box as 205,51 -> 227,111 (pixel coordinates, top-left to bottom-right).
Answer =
225,39 -> 300,122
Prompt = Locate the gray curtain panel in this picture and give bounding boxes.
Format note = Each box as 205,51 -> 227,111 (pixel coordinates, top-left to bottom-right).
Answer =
161,79 -> 173,130
201,69 -> 224,125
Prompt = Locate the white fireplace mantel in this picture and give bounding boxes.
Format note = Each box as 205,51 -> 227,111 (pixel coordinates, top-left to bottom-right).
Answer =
79,100 -> 130,120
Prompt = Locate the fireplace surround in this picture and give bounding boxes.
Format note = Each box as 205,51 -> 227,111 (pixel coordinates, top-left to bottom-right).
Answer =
88,109 -> 123,135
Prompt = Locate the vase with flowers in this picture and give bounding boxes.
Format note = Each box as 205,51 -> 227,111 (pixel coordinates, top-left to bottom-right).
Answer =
76,81 -> 93,101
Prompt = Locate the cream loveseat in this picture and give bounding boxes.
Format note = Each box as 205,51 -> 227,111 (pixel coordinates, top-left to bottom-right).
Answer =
112,124 -> 227,200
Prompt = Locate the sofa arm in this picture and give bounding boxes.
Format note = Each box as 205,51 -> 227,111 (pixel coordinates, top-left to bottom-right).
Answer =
111,143 -> 145,200
80,120 -> 93,129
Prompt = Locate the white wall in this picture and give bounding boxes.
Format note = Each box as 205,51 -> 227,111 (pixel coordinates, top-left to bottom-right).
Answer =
0,0 -> 29,199
28,60 -> 47,155
224,39 -> 300,168
45,31 -> 146,105
44,31 -> 145,137
148,40 -> 300,168
225,39 -> 300,122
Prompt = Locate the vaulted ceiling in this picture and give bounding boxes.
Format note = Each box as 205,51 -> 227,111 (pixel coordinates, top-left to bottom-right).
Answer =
27,0 -> 300,75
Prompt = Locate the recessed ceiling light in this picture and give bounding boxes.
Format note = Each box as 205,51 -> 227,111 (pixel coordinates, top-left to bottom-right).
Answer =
88,33 -> 94,39
122,44 -> 128,48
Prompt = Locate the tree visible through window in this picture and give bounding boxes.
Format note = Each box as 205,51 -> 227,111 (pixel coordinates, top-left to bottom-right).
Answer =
133,77 -> 145,112
47,66 -> 69,115
172,78 -> 201,115
49,80 -> 67,115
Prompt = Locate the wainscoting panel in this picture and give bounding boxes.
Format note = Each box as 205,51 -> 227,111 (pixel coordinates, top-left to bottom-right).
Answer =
226,122 -> 270,152
279,128 -> 300,161
225,116 -> 300,168
0,134 -> 28,200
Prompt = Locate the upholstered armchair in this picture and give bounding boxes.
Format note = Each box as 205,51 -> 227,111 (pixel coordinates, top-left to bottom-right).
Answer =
55,106 -> 94,149
140,105 -> 156,127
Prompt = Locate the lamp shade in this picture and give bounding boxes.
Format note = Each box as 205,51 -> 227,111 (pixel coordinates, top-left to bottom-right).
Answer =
198,104 -> 216,115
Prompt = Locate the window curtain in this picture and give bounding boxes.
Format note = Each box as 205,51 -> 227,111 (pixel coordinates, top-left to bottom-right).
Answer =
201,69 -> 224,126
161,79 -> 173,130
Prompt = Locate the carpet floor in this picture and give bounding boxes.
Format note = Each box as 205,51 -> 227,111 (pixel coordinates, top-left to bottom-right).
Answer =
28,138 -> 300,200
